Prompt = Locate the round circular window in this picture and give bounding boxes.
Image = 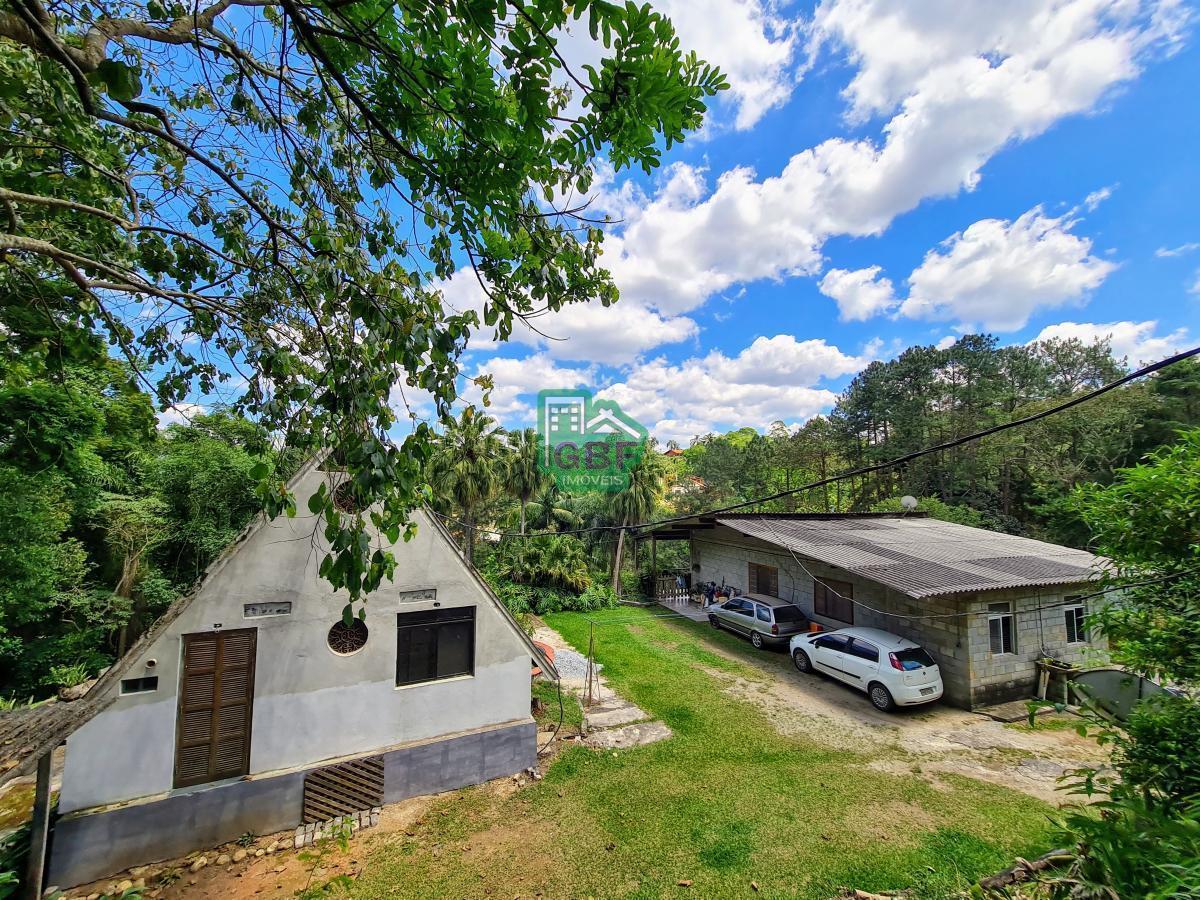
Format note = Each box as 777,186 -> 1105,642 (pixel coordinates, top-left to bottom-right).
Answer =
327,618 -> 368,656
333,481 -> 363,514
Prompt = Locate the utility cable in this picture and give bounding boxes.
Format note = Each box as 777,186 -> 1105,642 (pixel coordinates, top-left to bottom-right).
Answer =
432,344 -> 1200,540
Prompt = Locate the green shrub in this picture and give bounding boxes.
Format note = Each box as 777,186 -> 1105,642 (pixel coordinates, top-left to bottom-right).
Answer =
533,583 -> 618,614
1053,795 -> 1200,899
490,534 -> 592,592
1117,693 -> 1200,811
484,572 -> 618,617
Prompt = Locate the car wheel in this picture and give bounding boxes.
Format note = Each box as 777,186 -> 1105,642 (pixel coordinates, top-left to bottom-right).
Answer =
868,682 -> 896,712
750,631 -> 764,649
708,614 -> 720,629
792,649 -> 812,673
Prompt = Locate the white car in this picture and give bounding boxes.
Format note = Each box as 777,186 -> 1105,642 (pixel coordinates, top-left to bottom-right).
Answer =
788,626 -> 943,711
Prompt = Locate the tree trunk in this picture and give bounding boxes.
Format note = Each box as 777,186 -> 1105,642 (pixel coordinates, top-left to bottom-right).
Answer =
611,527 -> 626,595
464,513 -> 476,566
519,498 -> 527,535
116,550 -> 144,658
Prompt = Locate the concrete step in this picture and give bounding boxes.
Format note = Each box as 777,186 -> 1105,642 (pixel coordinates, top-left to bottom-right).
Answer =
585,703 -> 648,729
585,721 -> 673,750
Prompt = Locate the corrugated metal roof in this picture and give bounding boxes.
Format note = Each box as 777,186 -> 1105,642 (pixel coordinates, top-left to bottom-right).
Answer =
710,515 -> 1105,599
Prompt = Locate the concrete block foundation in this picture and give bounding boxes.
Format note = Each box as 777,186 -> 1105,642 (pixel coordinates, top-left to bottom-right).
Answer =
48,719 -> 535,889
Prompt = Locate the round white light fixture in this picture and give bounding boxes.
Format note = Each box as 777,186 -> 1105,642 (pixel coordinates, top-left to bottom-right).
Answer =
900,495 -> 919,510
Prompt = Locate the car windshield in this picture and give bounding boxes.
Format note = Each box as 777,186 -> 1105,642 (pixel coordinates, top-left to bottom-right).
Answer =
772,606 -> 804,623
893,647 -> 936,670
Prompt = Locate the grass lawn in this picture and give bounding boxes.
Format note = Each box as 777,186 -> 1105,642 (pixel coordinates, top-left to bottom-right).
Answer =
350,607 -> 1055,898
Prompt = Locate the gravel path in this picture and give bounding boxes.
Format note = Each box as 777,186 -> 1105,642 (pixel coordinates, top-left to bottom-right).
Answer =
552,647 -> 599,680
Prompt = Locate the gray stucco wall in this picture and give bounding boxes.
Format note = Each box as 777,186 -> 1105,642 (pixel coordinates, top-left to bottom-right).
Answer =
58,467 -> 536,815
48,720 -> 535,888
690,526 -> 1105,708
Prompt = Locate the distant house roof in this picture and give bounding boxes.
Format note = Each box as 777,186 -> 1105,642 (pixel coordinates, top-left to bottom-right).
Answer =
650,513 -> 1105,600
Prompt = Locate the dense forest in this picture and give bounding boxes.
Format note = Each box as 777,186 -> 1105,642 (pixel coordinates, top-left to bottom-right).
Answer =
3,328 -> 1197,702
0,299 -> 300,698
671,335 -> 1200,547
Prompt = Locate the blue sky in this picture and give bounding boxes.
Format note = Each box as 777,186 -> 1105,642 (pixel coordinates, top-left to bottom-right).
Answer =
427,0 -> 1200,444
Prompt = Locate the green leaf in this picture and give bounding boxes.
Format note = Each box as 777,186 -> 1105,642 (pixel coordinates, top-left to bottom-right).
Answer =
92,59 -> 143,102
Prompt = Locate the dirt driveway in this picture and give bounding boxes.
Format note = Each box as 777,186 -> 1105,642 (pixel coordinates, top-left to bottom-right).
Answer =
659,615 -> 1108,805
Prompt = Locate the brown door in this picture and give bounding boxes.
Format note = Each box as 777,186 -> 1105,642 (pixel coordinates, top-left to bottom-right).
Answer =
174,628 -> 257,788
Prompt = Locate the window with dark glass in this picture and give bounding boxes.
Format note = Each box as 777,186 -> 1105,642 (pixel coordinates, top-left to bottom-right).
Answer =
396,607 -> 475,687
846,638 -> 879,662
814,578 -> 854,623
814,634 -> 849,652
756,605 -> 771,622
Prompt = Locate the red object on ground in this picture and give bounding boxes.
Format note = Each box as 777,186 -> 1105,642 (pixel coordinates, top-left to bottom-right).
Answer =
531,640 -> 555,678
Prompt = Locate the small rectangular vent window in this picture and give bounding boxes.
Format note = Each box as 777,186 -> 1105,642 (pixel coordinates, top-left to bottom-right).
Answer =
396,588 -> 437,603
120,676 -> 158,695
244,602 -> 292,618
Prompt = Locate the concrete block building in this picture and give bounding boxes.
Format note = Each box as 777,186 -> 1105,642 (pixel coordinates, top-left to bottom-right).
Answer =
649,513 -> 1107,708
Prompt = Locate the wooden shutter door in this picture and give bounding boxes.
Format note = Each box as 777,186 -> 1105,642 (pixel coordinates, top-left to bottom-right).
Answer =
175,629 -> 257,788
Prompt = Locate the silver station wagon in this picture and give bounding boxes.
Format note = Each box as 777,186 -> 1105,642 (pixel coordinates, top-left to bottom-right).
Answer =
708,593 -> 810,649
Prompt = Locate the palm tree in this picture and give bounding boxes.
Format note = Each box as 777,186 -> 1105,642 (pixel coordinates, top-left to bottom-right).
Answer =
609,448 -> 665,594
429,407 -> 508,563
506,428 -> 547,535
526,481 -> 583,532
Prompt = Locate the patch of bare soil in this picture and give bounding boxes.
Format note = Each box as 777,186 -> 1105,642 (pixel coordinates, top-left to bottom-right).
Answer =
664,618 -> 1107,806
60,785 -> 518,899
60,751 -> 574,900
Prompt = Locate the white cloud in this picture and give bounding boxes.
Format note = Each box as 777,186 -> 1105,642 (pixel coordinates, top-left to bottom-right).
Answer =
1084,185 -> 1115,211
596,335 -> 867,440
157,402 -> 205,428
899,206 -> 1116,331
657,0 -> 800,130
818,266 -> 898,320
596,0 -> 1183,318
460,353 -> 594,421
556,0 -> 800,132
1032,320 -> 1192,365
437,267 -> 698,365
1190,269 -> 1200,295
1156,242 -> 1200,257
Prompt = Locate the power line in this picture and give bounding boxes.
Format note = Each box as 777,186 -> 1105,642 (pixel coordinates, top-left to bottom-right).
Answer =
434,344 -> 1200,539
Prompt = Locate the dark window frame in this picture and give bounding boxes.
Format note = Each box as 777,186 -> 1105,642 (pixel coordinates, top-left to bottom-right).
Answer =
748,562 -> 779,597
396,606 -> 476,687
814,578 -> 855,624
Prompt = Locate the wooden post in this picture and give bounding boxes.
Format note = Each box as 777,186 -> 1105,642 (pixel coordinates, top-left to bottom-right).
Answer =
650,535 -> 657,601
24,750 -> 53,900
